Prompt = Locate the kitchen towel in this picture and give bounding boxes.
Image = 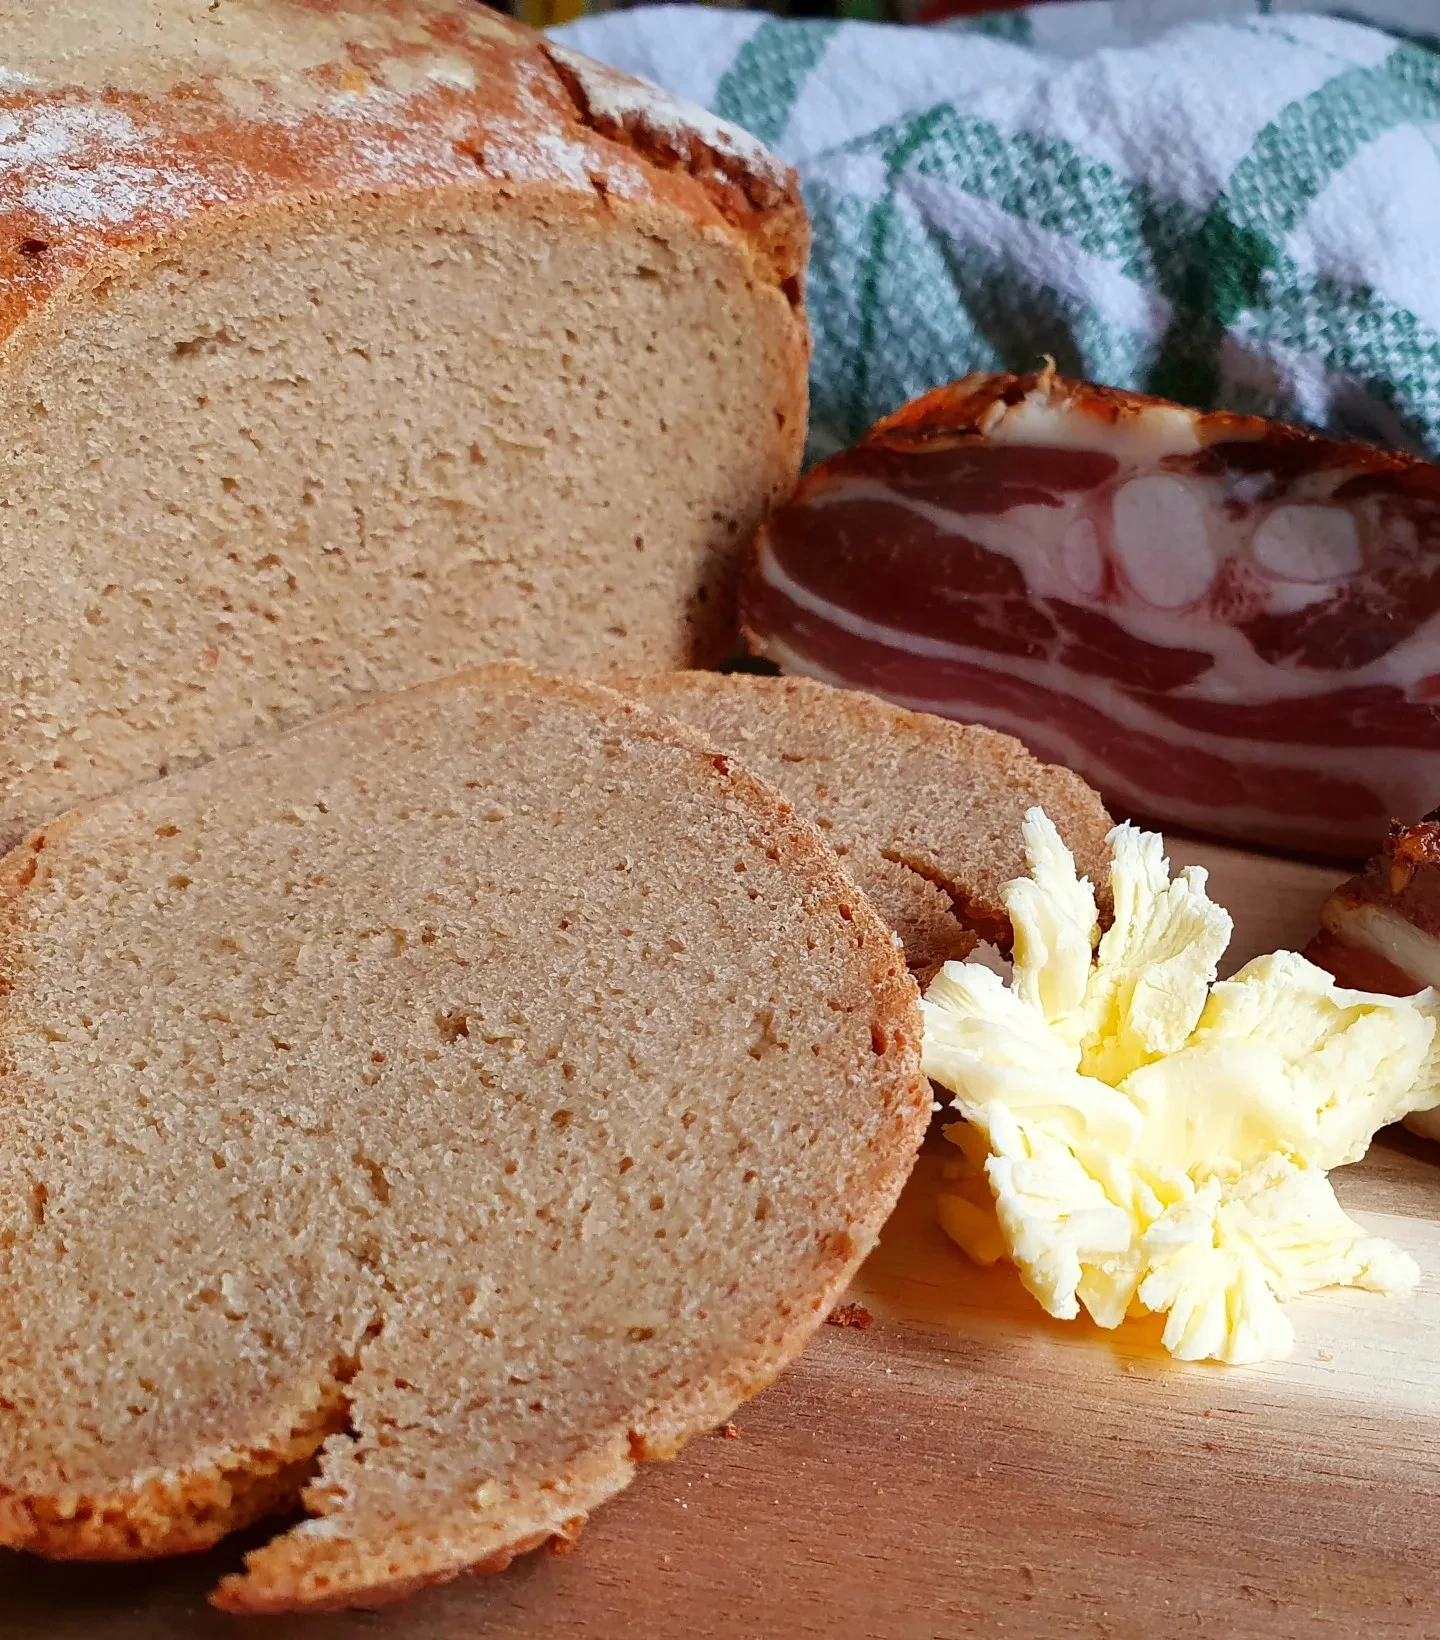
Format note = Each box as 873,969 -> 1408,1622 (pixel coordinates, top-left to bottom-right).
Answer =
555,3 -> 1440,461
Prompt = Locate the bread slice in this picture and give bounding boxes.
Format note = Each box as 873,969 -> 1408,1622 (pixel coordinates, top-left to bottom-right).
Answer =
612,672 -> 1114,973
0,665 -> 926,1613
0,1 -> 808,853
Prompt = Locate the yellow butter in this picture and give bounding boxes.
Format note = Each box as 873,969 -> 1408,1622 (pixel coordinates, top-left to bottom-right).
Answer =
922,811 -> 1440,1366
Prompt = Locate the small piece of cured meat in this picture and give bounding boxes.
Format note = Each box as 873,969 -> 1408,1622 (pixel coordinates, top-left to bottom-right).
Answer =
1305,812 -> 1440,1140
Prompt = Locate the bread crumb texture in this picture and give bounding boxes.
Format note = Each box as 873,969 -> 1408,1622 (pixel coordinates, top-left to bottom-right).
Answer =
0,0 -> 809,851
0,667 -> 926,1613
612,673 -> 1115,971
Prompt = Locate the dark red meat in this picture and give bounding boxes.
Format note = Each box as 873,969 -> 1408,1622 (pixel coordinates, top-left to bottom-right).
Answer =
743,369 -> 1440,856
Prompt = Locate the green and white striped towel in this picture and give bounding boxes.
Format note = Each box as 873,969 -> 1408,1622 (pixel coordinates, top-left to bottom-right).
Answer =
555,3 -> 1440,463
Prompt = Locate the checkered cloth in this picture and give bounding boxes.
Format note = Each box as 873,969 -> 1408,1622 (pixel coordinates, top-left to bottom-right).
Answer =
556,2 -> 1440,461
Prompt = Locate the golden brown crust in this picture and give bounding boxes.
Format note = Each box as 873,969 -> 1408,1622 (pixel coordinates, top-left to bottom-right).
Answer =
1314,810 -> 1440,946
0,3 -> 808,354
212,669 -> 930,1612
0,663 -> 928,1611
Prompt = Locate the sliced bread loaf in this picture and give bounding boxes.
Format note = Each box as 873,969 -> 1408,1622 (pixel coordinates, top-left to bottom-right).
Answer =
613,672 -> 1115,972
0,665 -> 926,1613
0,1 -> 808,853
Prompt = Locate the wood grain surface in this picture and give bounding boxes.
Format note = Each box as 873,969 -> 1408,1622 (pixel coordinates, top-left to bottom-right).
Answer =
10,841 -> 1440,1639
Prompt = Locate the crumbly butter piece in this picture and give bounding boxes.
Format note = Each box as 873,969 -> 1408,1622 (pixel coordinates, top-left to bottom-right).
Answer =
923,811 -> 1440,1366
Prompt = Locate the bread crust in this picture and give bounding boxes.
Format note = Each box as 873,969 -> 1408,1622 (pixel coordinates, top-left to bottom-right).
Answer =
0,0 -> 811,845
0,664 -> 928,1612
611,670 -> 1115,950
0,2 -> 808,365
870,369 -> 1440,490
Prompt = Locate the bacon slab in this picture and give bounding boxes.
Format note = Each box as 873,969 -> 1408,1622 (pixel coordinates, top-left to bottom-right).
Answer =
742,369 -> 1440,857
1305,813 -> 1440,1140
1306,813 -> 1440,992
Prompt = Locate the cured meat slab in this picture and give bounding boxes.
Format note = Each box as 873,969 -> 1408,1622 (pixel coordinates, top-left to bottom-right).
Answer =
743,370 -> 1440,858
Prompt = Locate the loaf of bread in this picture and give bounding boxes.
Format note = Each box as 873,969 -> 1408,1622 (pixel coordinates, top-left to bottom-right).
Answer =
614,672 -> 1114,974
0,665 -> 926,1613
0,1 -> 808,853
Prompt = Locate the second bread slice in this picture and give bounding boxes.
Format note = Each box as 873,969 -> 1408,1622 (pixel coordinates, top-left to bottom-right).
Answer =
0,665 -> 927,1613
614,671 -> 1114,975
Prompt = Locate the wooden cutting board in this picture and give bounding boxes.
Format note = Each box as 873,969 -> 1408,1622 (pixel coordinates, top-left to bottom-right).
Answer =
11,840 -> 1440,1640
